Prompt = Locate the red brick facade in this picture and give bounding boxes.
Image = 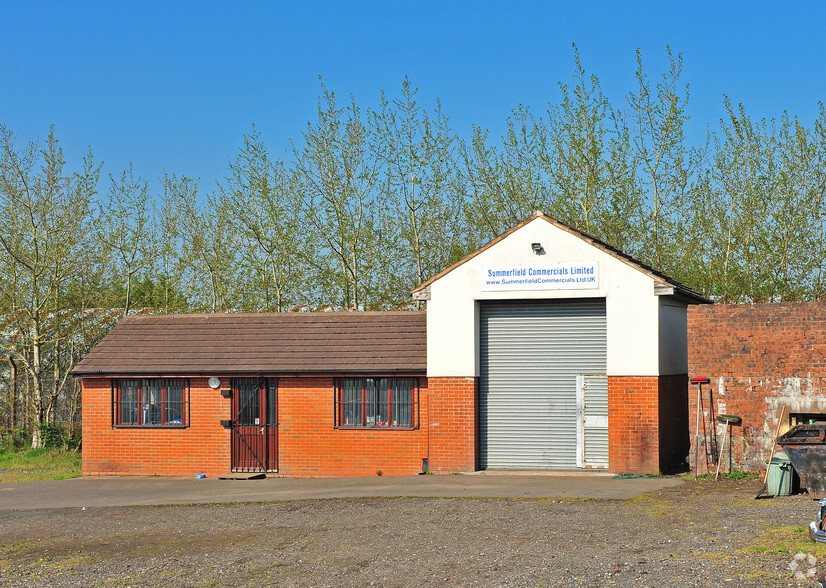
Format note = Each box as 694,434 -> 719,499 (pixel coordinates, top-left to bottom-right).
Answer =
607,375 -> 688,475
82,377 -> 231,476
687,302 -> 826,473
425,377 -> 478,472
84,370 -> 692,476
82,375 -> 478,477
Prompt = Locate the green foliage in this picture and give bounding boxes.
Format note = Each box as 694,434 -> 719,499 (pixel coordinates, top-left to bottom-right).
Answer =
97,164 -> 156,317
681,470 -> 760,481
103,275 -> 188,312
38,423 -> 63,449
0,429 -> 29,451
378,78 -> 465,302
0,125 -> 99,447
0,447 -> 81,482
37,422 -> 79,450
295,79 -> 388,310
219,128 -> 306,312
6,48 -> 826,442
724,469 -> 760,480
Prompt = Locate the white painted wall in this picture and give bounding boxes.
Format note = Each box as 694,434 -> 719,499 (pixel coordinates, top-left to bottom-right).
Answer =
426,216 -> 680,377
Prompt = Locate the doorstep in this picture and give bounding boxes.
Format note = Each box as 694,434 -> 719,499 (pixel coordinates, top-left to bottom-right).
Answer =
217,473 -> 268,480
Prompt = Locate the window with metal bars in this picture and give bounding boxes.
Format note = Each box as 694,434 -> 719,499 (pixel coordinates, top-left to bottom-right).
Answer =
335,378 -> 417,428
113,379 -> 189,427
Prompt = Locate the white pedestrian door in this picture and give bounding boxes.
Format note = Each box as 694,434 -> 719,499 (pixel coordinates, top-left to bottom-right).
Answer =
577,375 -> 609,468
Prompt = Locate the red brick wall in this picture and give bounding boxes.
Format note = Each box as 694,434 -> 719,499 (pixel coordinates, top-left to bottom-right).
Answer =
82,377 -> 231,476
82,375 -> 476,477
608,376 -> 660,474
598,376 -> 690,475
687,302 -> 826,473
425,377 -> 477,473
85,369 -> 697,477
276,377 -> 429,477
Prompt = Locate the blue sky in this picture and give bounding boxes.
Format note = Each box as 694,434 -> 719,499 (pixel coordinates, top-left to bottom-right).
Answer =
2,1 -> 825,190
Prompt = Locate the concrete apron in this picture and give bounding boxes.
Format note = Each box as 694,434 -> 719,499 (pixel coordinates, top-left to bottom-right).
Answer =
0,472 -> 681,511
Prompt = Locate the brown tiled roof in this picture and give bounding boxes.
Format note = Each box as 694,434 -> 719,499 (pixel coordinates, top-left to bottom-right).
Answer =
71,311 -> 426,377
412,211 -> 711,304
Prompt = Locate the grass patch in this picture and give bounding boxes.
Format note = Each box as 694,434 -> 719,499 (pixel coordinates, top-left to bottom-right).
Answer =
744,524 -> 826,556
38,554 -> 92,573
0,448 -> 81,483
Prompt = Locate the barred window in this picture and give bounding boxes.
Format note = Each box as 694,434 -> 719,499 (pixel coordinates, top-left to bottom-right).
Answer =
336,378 -> 417,428
114,379 -> 189,427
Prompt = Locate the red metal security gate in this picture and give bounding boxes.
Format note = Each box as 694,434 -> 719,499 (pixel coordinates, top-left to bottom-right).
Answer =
231,378 -> 278,472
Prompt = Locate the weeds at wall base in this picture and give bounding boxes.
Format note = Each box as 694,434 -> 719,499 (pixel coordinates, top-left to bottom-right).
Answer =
681,470 -> 761,482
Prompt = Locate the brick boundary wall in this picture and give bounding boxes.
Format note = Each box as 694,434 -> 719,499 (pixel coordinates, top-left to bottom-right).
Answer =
687,301 -> 826,474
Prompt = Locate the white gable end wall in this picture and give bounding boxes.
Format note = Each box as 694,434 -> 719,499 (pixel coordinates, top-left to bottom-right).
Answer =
426,217 -> 662,378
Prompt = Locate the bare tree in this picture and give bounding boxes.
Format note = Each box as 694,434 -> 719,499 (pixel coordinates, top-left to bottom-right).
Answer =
221,128 -> 305,312
626,47 -> 696,272
461,106 -> 548,242
294,81 -> 386,310
0,126 -> 98,447
378,79 -> 465,303
175,176 -> 239,312
96,164 -> 156,318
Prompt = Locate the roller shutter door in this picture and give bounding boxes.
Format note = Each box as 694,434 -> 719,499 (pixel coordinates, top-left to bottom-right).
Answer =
479,299 -> 607,469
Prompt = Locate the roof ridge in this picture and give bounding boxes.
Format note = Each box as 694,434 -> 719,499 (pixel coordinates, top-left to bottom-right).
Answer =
412,210 -> 709,304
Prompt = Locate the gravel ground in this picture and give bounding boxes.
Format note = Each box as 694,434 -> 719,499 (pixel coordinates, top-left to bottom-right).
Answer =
0,478 -> 824,587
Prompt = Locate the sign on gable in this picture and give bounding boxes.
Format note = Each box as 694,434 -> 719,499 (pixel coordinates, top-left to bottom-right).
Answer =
481,262 -> 599,292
